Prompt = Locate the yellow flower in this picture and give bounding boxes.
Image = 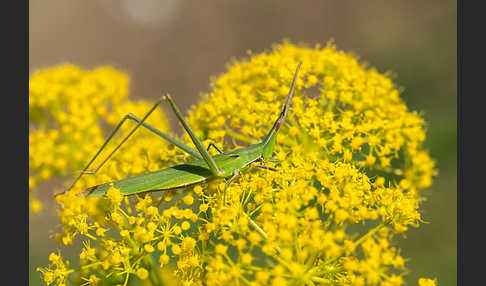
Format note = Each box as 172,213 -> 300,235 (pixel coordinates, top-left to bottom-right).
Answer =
160,253 -> 170,265
144,244 -> 155,253
136,267 -> 149,280
181,221 -> 191,231
418,277 -> 438,286
215,244 -> 228,255
106,186 -> 123,207
30,199 -> 42,213
34,42 -> 436,285
183,194 -> 194,205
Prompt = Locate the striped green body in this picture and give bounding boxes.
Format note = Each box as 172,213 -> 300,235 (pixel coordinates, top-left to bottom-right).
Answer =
87,143 -> 264,196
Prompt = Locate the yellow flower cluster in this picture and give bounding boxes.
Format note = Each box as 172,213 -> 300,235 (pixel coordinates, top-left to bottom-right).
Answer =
188,42 -> 436,196
36,252 -> 71,286
33,42 -> 437,285
183,42 -> 437,284
29,64 -> 173,211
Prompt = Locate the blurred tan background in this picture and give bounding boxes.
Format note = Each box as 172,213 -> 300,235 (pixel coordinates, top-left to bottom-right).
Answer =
29,1 -> 457,285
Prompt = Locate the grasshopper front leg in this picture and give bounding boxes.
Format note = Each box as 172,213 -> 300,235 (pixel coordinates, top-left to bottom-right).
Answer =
223,169 -> 240,204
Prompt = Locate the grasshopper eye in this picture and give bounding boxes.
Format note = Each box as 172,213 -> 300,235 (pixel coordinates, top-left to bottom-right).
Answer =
229,154 -> 240,159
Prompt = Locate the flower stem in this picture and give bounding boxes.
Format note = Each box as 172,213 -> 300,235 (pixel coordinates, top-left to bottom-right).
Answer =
142,254 -> 161,286
353,220 -> 388,248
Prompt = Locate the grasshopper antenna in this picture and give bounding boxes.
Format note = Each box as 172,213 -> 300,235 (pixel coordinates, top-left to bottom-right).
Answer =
262,62 -> 301,147
261,62 -> 301,160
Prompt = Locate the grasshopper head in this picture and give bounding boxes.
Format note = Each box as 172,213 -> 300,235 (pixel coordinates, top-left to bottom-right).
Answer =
262,63 -> 301,160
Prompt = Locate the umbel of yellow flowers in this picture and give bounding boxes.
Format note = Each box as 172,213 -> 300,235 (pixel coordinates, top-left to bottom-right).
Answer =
31,42 -> 438,285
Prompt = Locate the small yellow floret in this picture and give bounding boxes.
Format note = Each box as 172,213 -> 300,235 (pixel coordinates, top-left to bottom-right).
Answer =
136,267 -> 149,280
418,278 -> 437,286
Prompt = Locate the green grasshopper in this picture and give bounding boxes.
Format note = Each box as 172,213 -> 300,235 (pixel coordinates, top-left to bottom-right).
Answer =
58,63 -> 301,201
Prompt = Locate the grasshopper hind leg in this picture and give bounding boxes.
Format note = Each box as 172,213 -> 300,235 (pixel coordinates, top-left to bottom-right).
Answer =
56,98 -> 201,197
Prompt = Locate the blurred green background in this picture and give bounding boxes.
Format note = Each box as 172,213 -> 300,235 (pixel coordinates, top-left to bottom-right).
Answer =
29,0 -> 456,285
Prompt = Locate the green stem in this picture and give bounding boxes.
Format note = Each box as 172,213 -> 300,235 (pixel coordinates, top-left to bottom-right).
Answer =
122,271 -> 130,286
63,261 -> 102,276
371,165 -> 404,176
124,197 -> 132,215
142,254 -> 162,286
353,221 -> 388,248
243,212 -> 267,239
